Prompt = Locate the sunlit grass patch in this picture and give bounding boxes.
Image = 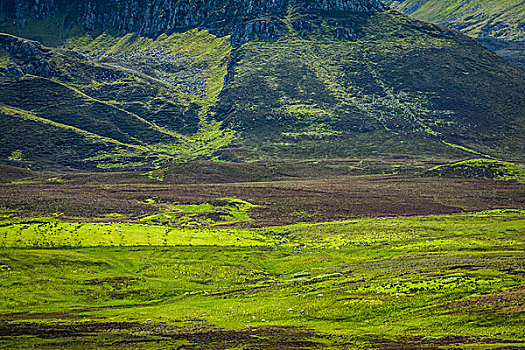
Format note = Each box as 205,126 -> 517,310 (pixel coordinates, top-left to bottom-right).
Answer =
0,211 -> 523,347
266,211 -> 525,250
0,221 -> 270,248
139,197 -> 257,226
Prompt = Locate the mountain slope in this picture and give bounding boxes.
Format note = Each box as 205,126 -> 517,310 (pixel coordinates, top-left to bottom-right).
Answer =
385,0 -> 525,68
215,10 -> 524,161
0,0 -> 523,170
0,31 -> 235,170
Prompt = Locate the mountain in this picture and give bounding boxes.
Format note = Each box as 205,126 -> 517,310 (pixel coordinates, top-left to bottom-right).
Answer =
0,0 -> 523,171
384,0 -> 525,68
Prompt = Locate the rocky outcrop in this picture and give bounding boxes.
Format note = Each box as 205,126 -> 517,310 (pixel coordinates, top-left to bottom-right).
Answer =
306,0 -> 386,12
231,20 -> 286,47
0,34 -> 56,77
0,0 -> 386,45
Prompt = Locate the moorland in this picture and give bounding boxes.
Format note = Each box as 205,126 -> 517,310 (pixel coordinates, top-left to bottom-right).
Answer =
0,160 -> 524,349
0,0 -> 524,348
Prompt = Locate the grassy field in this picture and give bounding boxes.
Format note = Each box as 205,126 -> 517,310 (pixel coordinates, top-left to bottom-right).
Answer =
424,159 -> 525,183
0,210 -> 523,348
0,171 -> 524,349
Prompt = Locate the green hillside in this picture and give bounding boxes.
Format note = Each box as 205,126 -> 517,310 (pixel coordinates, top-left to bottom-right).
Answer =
0,2 -> 524,171
385,0 -> 525,67
215,10 -> 524,161
386,0 -> 524,40
0,32 -> 235,170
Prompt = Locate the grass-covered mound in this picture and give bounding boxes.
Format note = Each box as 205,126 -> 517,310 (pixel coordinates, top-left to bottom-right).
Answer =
425,158 -> 525,183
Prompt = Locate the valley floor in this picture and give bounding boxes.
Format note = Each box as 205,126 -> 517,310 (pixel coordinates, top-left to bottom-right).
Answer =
0,174 -> 523,349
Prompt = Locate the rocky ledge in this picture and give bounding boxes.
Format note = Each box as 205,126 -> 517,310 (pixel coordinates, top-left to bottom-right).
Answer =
0,33 -> 56,77
0,0 -> 386,45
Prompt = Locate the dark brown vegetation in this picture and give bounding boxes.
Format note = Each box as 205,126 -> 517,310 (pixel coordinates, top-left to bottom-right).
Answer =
1,174 -> 523,226
1,322 -> 522,349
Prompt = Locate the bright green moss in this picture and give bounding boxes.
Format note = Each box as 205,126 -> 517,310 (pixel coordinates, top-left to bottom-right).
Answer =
138,198 -> 257,226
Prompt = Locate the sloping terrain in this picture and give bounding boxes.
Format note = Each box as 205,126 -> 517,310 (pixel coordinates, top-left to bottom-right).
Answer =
424,158 -> 525,183
385,0 -> 525,68
215,10 -> 524,161
0,32 -> 234,170
0,0 -> 523,171
386,0 -> 524,41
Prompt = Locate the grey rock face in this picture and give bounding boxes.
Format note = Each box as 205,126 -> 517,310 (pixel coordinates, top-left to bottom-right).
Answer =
231,20 -> 286,46
0,34 -> 57,77
303,0 -> 386,12
0,0 -> 385,45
